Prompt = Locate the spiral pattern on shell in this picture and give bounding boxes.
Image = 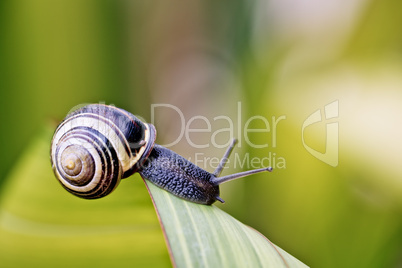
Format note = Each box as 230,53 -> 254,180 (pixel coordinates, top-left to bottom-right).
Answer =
50,104 -> 156,199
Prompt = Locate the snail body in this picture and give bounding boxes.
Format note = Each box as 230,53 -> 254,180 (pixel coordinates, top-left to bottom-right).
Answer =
139,144 -> 220,204
51,104 -> 272,205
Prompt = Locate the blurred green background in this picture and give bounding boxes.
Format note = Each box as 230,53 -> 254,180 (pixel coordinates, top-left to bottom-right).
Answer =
1,0 -> 402,267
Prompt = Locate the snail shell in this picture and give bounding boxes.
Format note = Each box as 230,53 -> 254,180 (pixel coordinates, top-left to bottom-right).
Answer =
50,104 -> 156,199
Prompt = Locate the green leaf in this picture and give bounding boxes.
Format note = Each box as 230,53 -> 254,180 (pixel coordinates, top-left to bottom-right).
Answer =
145,181 -> 308,267
0,127 -> 307,267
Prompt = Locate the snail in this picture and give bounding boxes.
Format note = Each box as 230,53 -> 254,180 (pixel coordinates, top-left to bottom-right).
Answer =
50,104 -> 272,205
